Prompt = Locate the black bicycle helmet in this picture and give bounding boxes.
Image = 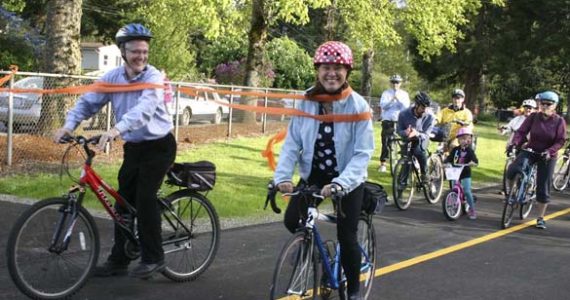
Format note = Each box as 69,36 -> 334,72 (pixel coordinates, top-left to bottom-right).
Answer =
115,23 -> 153,47
414,91 -> 431,107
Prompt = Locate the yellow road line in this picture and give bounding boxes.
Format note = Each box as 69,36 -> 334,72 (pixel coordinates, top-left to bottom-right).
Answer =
376,207 -> 570,277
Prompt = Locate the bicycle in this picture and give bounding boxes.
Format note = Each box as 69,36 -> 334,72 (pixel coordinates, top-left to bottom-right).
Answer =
6,135 -> 220,300
385,122 -> 401,176
552,138 -> 570,191
392,139 -> 444,210
442,164 -> 474,221
265,183 -> 376,299
501,148 -> 540,229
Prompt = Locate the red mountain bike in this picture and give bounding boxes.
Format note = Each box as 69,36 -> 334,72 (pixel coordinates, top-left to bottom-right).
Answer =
6,135 -> 220,299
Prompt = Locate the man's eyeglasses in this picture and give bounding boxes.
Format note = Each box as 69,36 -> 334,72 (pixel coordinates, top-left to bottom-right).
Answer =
540,101 -> 554,107
125,49 -> 148,56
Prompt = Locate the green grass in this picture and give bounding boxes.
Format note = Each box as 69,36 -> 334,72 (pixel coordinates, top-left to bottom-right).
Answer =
0,121 -> 509,219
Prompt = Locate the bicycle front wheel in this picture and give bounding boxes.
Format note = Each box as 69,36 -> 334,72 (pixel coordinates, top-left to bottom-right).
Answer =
270,231 -> 318,300
425,155 -> 444,204
160,190 -> 220,282
356,216 -> 376,299
392,160 -> 414,210
6,197 -> 99,300
553,156 -> 570,191
388,138 -> 400,176
442,190 -> 462,221
502,174 -> 522,229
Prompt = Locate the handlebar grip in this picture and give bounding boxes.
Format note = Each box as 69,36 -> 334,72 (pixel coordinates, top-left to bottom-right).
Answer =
264,180 -> 281,214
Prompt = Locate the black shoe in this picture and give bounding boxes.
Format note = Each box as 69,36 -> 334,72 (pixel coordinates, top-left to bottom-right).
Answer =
129,261 -> 166,279
93,261 -> 129,277
348,293 -> 363,300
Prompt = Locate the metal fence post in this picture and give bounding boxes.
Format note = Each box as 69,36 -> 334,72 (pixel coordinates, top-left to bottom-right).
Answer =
262,89 -> 268,134
174,83 -> 180,141
227,86 -> 234,139
6,76 -> 14,166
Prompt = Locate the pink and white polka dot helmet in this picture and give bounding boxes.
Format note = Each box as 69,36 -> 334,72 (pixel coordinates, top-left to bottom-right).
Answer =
313,41 -> 353,69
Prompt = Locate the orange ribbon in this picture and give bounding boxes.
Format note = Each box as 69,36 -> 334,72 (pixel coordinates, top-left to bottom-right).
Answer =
0,65 -> 18,86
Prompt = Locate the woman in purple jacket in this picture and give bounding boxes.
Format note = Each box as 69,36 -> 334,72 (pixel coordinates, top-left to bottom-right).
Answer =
506,91 -> 567,229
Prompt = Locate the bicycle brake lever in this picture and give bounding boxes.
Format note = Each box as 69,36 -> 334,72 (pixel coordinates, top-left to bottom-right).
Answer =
264,180 -> 281,214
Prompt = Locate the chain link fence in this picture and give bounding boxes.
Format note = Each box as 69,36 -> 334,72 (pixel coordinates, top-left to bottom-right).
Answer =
0,71 -> 306,173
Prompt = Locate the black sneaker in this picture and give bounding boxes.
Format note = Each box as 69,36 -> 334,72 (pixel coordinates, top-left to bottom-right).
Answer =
129,261 -> 166,279
536,218 -> 547,229
93,261 -> 129,277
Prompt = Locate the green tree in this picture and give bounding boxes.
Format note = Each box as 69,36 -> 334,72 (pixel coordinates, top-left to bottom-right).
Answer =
266,37 -> 313,89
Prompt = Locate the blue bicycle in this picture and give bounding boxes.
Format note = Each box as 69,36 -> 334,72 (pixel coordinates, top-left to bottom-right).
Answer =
501,148 -> 539,229
265,183 -> 376,299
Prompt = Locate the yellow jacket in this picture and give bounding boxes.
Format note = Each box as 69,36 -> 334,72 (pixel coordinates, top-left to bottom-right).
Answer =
436,105 -> 474,140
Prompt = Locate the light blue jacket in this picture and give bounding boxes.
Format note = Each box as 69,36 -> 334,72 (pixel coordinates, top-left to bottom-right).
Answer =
273,90 -> 374,193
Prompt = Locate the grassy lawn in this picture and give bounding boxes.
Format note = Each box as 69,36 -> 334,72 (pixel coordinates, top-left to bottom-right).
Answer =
0,121 -> 509,219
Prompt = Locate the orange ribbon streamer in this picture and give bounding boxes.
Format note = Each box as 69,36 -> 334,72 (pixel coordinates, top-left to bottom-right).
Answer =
0,65 -> 18,86
261,128 -> 288,171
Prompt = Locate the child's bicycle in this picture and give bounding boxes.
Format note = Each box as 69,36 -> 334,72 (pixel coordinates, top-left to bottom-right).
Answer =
265,183 -> 376,299
6,135 -> 220,300
442,163 -> 473,221
501,148 -> 539,229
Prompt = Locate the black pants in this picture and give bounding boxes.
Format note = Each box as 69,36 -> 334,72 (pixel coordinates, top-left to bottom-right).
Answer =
284,181 -> 364,295
109,133 -> 177,264
380,120 -> 396,162
506,150 -> 556,203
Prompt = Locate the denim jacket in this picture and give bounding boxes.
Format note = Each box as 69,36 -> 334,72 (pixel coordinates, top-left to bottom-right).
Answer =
273,90 -> 374,193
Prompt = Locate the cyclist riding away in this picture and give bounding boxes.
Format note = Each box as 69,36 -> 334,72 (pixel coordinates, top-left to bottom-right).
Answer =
397,91 -> 435,184
505,91 -> 567,229
444,127 -> 479,219
501,98 -> 538,146
273,41 -> 374,300
436,88 -> 474,152
378,74 -> 410,172
53,23 -> 177,278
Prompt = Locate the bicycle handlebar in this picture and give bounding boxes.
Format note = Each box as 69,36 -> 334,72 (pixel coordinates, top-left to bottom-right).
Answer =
264,180 -> 346,214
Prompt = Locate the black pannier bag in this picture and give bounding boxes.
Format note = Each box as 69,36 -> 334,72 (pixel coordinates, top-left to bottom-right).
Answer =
166,161 -> 216,191
362,181 -> 387,215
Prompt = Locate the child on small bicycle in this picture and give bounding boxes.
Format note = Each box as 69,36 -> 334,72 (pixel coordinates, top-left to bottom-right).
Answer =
444,127 -> 479,219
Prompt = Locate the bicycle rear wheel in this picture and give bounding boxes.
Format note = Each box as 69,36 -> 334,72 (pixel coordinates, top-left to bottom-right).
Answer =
392,160 -> 414,211
552,156 -> 570,191
425,155 -> 444,204
442,190 -> 462,221
160,190 -> 220,282
6,197 -> 99,300
270,231 -> 318,300
502,174 -> 522,229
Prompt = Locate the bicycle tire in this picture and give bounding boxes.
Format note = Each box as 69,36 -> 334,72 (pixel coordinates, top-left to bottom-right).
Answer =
160,189 -> 220,282
442,190 -> 462,221
270,231 -> 318,300
388,138 -> 400,176
425,155 -> 444,204
502,156 -> 514,195
392,160 -> 414,210
501,174 -> 522,229
552,156 -> 570,191
520,199 -> 533,220
6,197 -> 100,300
357,216 -> 376,299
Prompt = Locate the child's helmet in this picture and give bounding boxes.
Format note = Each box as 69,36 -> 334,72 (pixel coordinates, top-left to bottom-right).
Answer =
456,127 -> 473,138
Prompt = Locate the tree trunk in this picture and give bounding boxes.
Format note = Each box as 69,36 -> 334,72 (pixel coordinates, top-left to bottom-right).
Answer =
463,67 -> 483,117
241,0 -> 268,123
38,0 -> 82,135
360,49 -> 374,100
324,0 -> 338,40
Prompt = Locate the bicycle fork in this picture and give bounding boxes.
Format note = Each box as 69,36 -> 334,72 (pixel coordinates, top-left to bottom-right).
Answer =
49,192 -> 83,254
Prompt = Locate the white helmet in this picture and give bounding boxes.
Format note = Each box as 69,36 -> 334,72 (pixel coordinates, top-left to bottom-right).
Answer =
522,99 -> 537,108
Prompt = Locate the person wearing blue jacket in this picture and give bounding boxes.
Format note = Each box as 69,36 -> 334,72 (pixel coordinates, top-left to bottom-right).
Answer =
273,41 -> 374,300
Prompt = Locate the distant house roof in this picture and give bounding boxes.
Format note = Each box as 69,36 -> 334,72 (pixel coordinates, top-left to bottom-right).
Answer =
81,42 -> 105,49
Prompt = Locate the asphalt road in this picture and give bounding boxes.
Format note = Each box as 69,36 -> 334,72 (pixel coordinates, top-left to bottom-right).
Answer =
1,185 -> 569,300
